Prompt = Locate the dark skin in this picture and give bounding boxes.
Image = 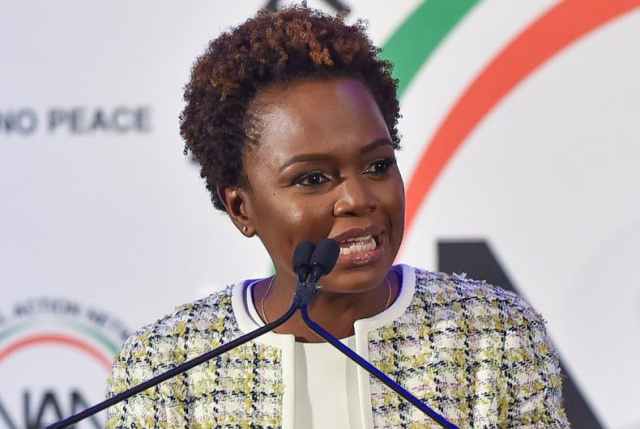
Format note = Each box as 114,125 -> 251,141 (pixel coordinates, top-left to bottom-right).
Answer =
222,77 -> 405,342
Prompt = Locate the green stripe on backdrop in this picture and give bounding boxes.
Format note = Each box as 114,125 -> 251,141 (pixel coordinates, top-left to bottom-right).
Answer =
69,321 -> 121,356
0,321 -> 120,356
380,0 -> 480,97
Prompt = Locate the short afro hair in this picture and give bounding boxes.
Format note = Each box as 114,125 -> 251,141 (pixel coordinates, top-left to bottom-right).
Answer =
180,5 -> 400,211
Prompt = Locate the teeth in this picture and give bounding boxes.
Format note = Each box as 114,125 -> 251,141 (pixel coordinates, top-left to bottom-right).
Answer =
344,234 -> 372,244
340,235 -> 376,255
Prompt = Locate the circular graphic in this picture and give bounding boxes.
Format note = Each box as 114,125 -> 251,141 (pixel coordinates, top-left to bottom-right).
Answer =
0,297 -> 129,428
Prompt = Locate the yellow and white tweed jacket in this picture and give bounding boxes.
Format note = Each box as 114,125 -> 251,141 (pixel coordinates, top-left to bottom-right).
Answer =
106,265 -> 570,428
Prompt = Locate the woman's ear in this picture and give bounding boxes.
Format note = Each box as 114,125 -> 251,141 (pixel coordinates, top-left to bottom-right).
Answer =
219,186 -> 256,237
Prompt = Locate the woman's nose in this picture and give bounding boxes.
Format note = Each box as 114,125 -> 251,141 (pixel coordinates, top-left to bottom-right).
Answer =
333,177 -> 378,216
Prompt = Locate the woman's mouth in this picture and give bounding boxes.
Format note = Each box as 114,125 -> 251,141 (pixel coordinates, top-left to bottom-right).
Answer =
336,233 -> 384,266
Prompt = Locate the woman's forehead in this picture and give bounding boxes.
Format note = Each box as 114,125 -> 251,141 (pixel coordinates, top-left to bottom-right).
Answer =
250,77 -> 391,163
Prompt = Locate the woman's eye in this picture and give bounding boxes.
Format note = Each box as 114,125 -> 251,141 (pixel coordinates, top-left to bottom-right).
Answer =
364,158 -> 395,176
295,172 -> 329,187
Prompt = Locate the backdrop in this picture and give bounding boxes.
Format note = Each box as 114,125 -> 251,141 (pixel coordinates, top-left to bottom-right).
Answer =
1,1 -> 639,428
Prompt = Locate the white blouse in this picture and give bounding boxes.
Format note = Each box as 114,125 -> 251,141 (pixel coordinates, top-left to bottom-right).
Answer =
231,265 -> 415,429
244,281 -> 360,429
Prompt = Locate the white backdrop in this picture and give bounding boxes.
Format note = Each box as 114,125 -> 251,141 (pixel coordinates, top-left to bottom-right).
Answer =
1,1 -> 638,428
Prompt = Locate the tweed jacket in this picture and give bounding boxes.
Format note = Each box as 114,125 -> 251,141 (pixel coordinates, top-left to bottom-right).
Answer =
106,265 -> 570,428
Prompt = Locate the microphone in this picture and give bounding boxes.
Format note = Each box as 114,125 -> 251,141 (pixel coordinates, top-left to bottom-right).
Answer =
292,240 -> 315,282
307,238 -> 340,284
293,239 -> 339,308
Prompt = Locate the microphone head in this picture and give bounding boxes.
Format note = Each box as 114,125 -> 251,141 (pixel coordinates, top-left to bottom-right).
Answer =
309,239 -> 340,276
292,241 -> 316,274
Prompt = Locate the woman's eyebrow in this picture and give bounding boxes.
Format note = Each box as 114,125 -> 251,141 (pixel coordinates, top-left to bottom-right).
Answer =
279,138 -> 393,172
360,138 -> 393,154
279,153 -> 333,172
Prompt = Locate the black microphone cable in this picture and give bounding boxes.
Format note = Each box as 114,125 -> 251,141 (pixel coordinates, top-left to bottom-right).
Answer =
300,238 -> 459,429
47,241 -> 316,429
47,239 -> 458,429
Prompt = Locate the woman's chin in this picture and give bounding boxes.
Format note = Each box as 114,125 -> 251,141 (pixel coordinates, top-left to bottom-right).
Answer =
319,258 -> 392,294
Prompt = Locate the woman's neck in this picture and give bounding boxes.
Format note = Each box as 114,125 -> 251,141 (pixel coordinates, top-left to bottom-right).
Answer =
253,270 -> 400,343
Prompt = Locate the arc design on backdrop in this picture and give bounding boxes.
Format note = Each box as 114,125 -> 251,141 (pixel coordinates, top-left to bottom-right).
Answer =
379,1 -> 640,427
397,0 -> 640,234
0,297 -> 130,429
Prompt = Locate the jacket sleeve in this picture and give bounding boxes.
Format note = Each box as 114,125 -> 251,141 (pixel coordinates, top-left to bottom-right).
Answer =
501,296 -> 571,428
105,333 -> 166,429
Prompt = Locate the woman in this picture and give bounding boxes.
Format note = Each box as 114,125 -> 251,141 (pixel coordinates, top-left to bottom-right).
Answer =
106,6 -> 570,429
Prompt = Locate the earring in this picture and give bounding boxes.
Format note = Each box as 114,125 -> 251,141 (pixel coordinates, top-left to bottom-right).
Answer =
242,225 -> 248,233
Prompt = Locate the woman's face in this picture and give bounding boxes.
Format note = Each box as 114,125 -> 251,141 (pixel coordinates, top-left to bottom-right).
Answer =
233,77 -> 404,293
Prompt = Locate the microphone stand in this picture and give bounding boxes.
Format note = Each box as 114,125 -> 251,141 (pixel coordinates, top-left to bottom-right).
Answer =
299,304 -> 459,429
48,252 -> 457,429
47,297 -> 302,429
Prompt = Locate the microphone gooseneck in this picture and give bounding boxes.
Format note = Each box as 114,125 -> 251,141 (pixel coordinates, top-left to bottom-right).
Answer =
47,241 -> 316,429
301,306 -> 458,429
298,238 -> 459,429
47,239 -> 458,429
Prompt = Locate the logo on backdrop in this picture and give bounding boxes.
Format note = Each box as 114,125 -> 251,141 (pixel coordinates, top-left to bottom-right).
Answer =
264,0 -> 351,14
0,297 -> 130,429
0,106 -> 151,137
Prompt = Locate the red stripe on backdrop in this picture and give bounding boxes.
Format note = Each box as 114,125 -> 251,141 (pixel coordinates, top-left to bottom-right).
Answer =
0,333 -> 113,370
404,0 -> 640,235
